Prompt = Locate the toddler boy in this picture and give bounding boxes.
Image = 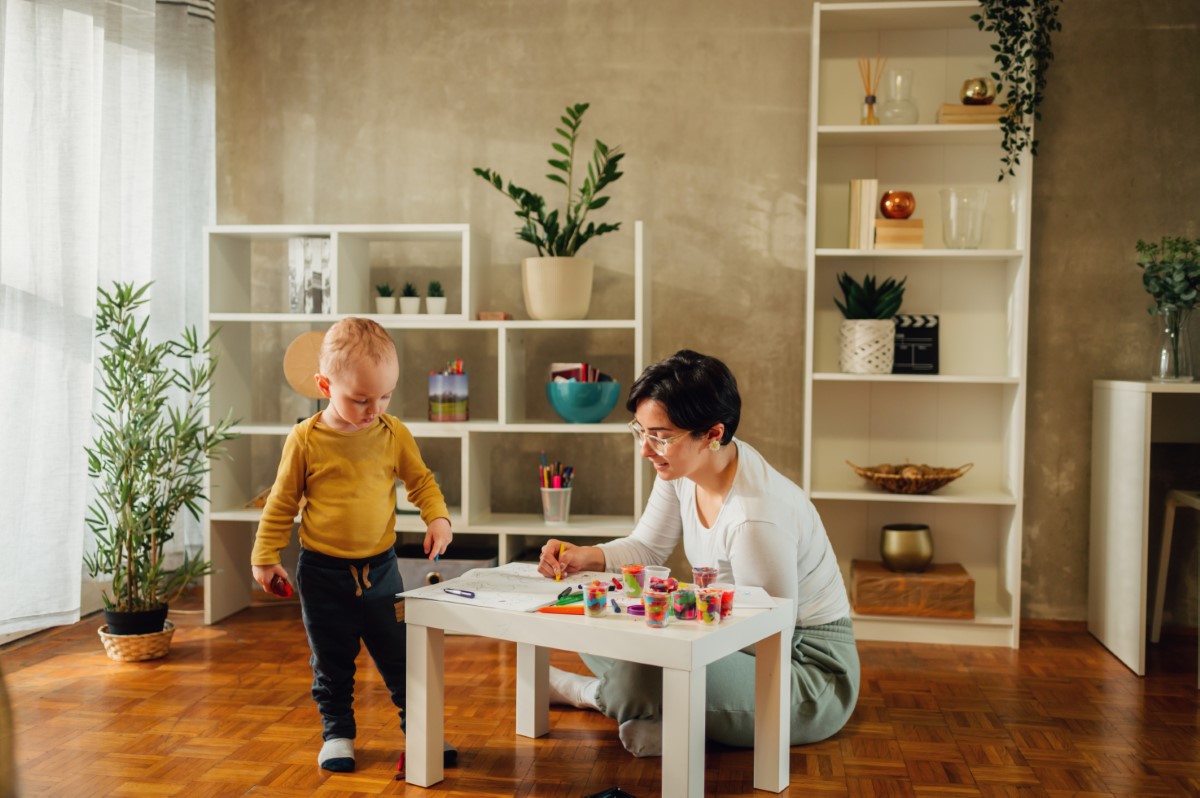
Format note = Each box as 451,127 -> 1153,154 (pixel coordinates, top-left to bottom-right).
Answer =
251,317 -> 454,772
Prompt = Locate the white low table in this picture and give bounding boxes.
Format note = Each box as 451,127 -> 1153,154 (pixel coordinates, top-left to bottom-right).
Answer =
405,595 -> 795,797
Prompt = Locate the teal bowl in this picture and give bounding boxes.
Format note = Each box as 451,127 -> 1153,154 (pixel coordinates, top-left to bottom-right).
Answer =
546,382 -> 622,424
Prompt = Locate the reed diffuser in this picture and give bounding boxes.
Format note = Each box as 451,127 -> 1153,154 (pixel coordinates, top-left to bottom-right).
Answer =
858,55 -> 887,125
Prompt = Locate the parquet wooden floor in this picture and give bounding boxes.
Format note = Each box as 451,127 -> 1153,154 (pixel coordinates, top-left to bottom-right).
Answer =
1,594 -> 1197,797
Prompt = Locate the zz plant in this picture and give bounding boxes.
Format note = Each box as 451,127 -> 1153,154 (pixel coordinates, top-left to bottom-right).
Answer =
474,102 -> 625,257
972,0 -> 1062,181
83,282 -> 237,614
835,273 -> 906,320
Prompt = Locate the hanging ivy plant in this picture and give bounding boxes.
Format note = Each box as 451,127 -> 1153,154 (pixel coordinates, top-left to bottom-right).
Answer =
971,0 -> 1062,181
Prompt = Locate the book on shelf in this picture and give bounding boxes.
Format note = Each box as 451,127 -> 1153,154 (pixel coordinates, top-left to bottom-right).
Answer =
936,102 -> 1007,125
873,218 -> 924,250
288,236 -> 331,313
847,178 -> 878,250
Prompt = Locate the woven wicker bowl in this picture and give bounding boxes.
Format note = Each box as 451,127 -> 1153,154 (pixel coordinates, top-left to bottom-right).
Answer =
847,461 -> 973,494
98,620 -> 175,662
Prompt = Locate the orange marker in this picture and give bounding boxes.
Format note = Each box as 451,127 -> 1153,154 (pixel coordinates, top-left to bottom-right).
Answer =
536,605 -> 584,615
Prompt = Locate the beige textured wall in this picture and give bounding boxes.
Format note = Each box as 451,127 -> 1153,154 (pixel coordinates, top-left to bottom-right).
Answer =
1024,1 -> 1200,625
217,0 -> 1200,624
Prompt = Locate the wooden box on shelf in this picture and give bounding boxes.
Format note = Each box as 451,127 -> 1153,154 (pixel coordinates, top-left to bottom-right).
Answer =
873,218 -> 924,250
850,560 -> 975,619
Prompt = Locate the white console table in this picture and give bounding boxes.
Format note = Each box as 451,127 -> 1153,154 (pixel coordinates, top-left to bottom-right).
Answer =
1088,379 -> 1200,674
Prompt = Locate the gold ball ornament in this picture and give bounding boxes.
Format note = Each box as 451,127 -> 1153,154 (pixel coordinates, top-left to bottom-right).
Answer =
960,77 -> 996,105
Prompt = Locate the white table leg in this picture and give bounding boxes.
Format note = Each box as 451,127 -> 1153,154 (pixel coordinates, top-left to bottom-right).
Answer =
662,666 -> 706,798
405,622 -> 444,787
516,642 -> 549,738
754,628 -> 790,792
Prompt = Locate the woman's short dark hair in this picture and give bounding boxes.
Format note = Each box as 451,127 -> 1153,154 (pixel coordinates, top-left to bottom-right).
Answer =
625,350 -> 741,445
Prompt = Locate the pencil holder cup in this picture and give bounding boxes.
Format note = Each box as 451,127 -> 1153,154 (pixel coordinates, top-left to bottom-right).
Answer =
540,487 -> 571,525
643,591 -> 670,628
584,582 -> 608,617
428,373 -> 468,422
621,564 -> 646,599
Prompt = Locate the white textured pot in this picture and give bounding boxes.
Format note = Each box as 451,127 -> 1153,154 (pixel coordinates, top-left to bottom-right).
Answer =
399,297 -> 422,314
425,296 -> 448,314
839,319 -> 896,373
375,296 -> 397,314
522,256 -> 593,320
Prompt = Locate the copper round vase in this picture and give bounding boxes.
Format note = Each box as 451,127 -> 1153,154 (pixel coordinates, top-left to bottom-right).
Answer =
880,523 -> 933,572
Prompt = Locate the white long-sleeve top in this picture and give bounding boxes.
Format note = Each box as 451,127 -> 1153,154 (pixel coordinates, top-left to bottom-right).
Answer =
597,439 -> 850,627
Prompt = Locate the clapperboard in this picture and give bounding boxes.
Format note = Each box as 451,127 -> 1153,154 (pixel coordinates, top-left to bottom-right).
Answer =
892,314 -> 939,374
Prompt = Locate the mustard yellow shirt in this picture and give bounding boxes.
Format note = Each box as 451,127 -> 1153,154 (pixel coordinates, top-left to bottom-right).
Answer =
251,413 -> 449,564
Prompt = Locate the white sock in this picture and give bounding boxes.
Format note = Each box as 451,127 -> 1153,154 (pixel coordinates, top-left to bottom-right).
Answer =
618,718 -> 663,757
548,666 -> 600,710
318,737 -> 355,772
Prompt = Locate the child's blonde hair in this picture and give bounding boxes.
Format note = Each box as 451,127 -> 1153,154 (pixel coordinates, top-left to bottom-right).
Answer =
319,318 -> 397,378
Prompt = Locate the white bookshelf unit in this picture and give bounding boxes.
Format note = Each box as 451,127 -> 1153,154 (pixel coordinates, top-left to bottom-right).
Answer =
803,1 -> 1032,647
203,222 -> 649,624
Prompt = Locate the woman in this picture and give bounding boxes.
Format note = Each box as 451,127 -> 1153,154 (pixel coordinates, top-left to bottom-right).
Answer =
538,350 -> 858,757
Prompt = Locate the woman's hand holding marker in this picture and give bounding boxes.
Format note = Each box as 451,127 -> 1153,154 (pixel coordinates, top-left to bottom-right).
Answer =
538,538 -> 605,579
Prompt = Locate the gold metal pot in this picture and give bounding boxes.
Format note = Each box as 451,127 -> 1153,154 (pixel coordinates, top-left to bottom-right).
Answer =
880,523 -> 933,572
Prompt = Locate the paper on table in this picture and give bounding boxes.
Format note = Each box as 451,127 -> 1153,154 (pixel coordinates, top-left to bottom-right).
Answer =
399,561 -> 615,613
732,585 -> 776,609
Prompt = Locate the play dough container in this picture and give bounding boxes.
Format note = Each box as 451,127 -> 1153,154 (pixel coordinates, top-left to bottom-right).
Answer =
692,566 -> 718,588
584,583 -> 608,617
621,564 -> 646,598
671,585 -> 697,620
643,591 -> 670,628
698,589 -> 723,625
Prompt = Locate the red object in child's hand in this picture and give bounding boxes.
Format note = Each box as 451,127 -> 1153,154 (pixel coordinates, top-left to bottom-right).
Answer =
270,574 -> 293,598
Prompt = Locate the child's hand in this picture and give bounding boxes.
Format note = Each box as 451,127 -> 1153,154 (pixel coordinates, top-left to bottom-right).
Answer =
424,517 -> 453,561
252,563 -> 289,594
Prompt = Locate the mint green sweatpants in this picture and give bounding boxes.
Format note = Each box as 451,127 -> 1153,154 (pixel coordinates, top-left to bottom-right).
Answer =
580,617 -> 859,747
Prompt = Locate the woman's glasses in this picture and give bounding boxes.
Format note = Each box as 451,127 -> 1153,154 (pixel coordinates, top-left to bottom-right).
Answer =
627,420 -> 690,455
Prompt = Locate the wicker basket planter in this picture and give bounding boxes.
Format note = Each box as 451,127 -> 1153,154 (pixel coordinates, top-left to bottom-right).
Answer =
839,319 -> 896,373
98,621 -> 175,662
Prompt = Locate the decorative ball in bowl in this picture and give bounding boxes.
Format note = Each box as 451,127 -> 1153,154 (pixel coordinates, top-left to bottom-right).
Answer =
546,382 -> 622,424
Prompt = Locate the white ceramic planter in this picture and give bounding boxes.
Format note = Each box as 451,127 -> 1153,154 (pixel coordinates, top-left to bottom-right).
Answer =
425,296 -> 448,314
375,296 -> 397,314
839,319 -> 896,373
399,297 -> 422,314
522,256 -> 593,320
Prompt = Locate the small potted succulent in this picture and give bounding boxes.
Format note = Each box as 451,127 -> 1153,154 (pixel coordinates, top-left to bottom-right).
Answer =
425,280 -> 447,314
399,281 -> 421,314
374,283 -> 396,314
474,102 -> 625,320
1137,236 -> 1200,382
835,272 -> 906,374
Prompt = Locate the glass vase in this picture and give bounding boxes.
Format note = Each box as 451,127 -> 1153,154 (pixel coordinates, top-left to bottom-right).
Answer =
1151,305 -> 1194,383
878,69 -> 919,125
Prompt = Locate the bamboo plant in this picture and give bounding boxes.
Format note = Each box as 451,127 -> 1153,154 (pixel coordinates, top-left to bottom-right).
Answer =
82,282 -> 238,614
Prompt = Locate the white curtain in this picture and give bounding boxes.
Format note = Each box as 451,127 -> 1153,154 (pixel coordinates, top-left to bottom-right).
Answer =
0,0 -> 214,635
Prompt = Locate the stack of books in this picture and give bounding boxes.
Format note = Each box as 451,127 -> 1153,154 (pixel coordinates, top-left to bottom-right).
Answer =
847,178 -> 879,250
873,218 -> 925,249
936,103 -> 1007,125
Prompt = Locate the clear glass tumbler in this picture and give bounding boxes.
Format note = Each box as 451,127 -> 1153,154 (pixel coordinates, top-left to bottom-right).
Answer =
940,187 -> 989,249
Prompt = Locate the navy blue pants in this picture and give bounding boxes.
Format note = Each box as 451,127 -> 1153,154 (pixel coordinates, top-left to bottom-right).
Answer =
296,547 -> 406,741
